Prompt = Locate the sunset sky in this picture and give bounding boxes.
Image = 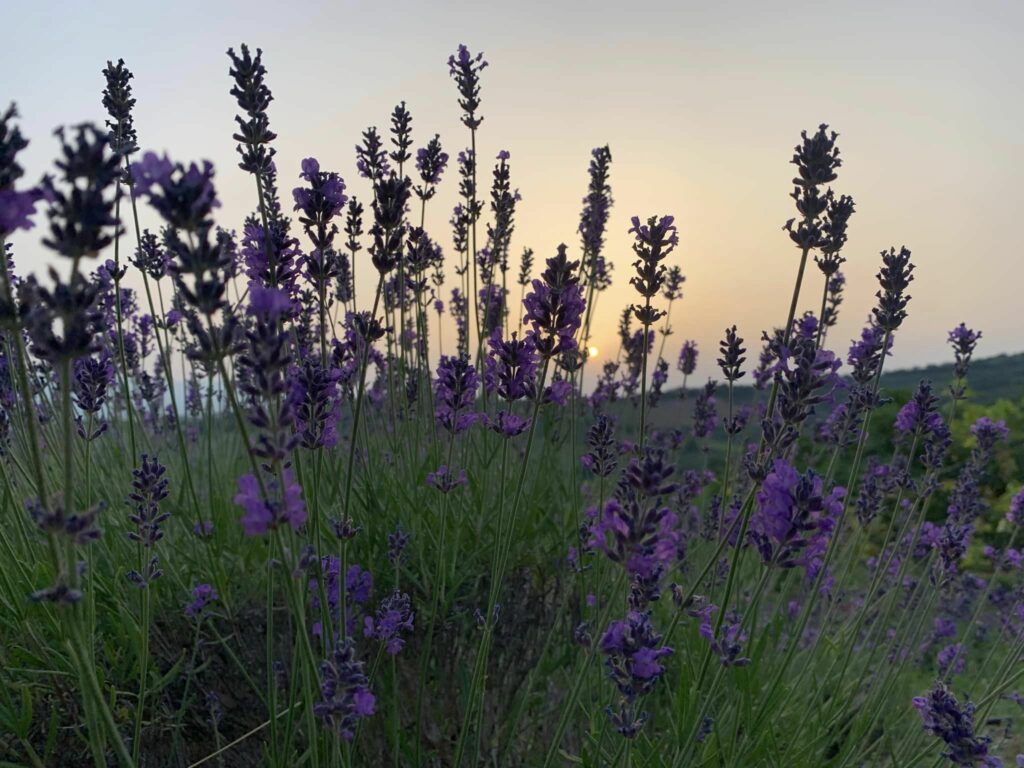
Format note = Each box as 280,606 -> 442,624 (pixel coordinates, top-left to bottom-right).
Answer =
4,0 -> 1021,386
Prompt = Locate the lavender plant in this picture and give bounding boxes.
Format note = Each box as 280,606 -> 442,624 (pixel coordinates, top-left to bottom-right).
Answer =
1,43 -> 1022,768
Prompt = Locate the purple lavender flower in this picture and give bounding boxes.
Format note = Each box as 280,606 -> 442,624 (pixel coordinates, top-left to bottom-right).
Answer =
369,175 -> 410,274
948,323 -> 982,395
717,327 -> 746,383
126,454 -> 170,551
0,183 -> 49,235
589,450 -> 681,602
0,104 -> 50,236
696,605 -> 751,667
581,415 -> 619,477
749,459 -> 845,572
132,152 -> 220,233
227,44 -> 277,176
932,421 -> 1006,580
847,322 -> 891,386
290,360 -> 341,450
486,151 -> 519,273
364,590 -> 414,655
523,244 -> 585,357
477,283 -> 506,337
27,495 -> 106,603
388,101 -> 413,169
308,559 -> 372,637
815,192 -> 855,277
485,329 -> 538,402
415,134 -> 448,199
600,610 -> 673,738
822,271 -> 845,330
426,465 -> 468,493
678,340 -> 698,377
1007,487 -> 1024,526
40,123 -> 122,262
314,639 -> 375,740
131,229 -> 169,280
895,381 -> 945,437
73,353 -> 114,440
937,644 -> 966,677
19,269 -> 103,364
435,354 -> 482,434
970,417 -> 1009,452
235,468 -> 306,536
628,215 -> 678,326
579,146 -> 613,261
873,246 -> 915,333
185,583 -> 218,619
544,377 -> 573,407
692,380 -> 718,440
913,684 -> 1000,767
292,157 -> 347,252
387,527 -> 409,565
355,126 -> 390,183
248,283 -> 293,322
783,125 -> 841,250
101,58 -> 138,156
487,410 -> 532,439
763,334 -> 841,454
448,45 -> 488,130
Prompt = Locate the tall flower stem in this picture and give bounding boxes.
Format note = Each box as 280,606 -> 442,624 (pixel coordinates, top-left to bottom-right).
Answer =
638,309 -> 652,450
814,276 -> 830,349
110,180 -> 138,463
718,379 -> 736,531
132,571 -> 151,762
455,359 -> 550,765
760,231 -> 815,446
341,273 -> 386,523
414,432 -> 457,764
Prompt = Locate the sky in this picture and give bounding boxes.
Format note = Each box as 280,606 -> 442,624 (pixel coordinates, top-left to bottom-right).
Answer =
3,0 -> 1022,387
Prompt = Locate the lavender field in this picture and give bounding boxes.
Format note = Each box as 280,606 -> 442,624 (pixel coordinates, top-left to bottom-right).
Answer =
1,14 -> 1024,768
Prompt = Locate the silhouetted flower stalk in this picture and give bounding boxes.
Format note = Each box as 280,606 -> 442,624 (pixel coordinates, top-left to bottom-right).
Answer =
292,156 -> 346,362
813,192 -> 854,348
716,326 -> 746,528
628,214 -> 677,450
101,59 -> 141,463
762,125 -> 843,435
820,271 -> 845,344
227,44 -> 279,300
655,265 -> 684,363
448,44 -> 487,377
576,146 -> 613,399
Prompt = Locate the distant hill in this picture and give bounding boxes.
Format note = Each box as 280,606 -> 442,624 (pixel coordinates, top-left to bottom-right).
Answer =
623,351 -> 1024,433
875,352 -> 1024,403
